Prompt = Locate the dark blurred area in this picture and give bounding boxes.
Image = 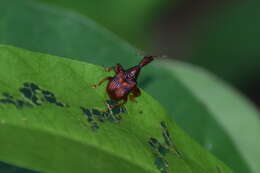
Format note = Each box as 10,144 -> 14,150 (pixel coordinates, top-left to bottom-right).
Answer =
152,0 -> 260,108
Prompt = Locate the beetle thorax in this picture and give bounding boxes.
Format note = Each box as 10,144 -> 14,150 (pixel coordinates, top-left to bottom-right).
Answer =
125,66 -> 140,81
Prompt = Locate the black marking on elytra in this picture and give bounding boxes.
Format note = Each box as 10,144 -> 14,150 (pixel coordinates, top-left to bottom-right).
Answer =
0,93 -> 32,109
80,100 -> 127,131
148,122 -> 183,173
20,82 -> 68,107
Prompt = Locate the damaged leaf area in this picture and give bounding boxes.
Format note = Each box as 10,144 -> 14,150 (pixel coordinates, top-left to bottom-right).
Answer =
80,100 -> 127,131
0,82 -> 68,109
0,45 -> 233,173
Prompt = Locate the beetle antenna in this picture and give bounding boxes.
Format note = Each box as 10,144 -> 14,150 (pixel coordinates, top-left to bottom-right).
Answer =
153,54 -> 168,59
139,56 -> 155,67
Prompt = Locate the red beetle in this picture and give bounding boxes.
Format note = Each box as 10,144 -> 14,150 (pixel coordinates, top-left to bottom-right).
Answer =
92,56 -> 155,109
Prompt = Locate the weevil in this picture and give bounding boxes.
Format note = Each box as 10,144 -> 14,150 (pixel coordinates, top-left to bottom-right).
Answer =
92,56 -> 155,109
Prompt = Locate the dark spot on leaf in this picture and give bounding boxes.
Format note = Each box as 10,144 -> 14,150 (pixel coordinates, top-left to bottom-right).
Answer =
106,100 -> 127,115
148,122 -> 183,173
154,157 -> 168,173
80,107 -> 100,131
42,90 -> 56,103
148,137 -> 160,149
2,92 -> 13,98
56,102 -> 66,107
16,99 -> 31,108
31,95 -> 41,105
148,137 -> 169,156
161,121 -> 171,146
23,82 -> 31,88
80,107 -> 94,122
20,82 -> 68,107
160,121 -> 167,129
92,109 -> 102,116
19,88 -> 33,99
101,111 -> 110,119
0,92 -> 32,109
91,109 -> 105,122
29,82 -> 40,91
148,137 -> 169,173
158,145 -> 169,156
0,98 -> 15,105
80,100 -> 127,131
139,110 -> 143,114
161,121 -> 182,157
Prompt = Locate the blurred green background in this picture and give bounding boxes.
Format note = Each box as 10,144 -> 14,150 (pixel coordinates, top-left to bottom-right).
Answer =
38,0 -> 260,108
0,0 -> 259,172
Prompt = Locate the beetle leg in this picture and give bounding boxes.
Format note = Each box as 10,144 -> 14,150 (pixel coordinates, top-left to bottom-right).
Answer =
129,87 -> 141,103
92,77 -> 112,88
108,97 -> 128,110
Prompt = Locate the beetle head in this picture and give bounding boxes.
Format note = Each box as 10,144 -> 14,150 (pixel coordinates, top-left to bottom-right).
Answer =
125,56 -> 155,81
125,66 -> 140,81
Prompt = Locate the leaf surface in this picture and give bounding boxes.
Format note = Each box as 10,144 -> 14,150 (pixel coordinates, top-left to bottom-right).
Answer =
0,1 -> 258,173
0,45 -> 233,173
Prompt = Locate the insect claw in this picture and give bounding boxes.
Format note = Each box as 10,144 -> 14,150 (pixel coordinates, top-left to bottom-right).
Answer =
92,85 -> 97,88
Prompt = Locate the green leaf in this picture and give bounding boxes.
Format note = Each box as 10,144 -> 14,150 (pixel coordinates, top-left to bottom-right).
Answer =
0,44 -> 233,173
188,1 -> 260,86
0,1 -> 257,173
155,60 -> 260,173
36,0 -> 172,47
